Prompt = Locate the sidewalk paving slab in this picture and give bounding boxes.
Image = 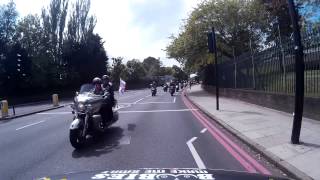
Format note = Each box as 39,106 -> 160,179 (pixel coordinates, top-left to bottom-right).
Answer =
186,85 -> 319,180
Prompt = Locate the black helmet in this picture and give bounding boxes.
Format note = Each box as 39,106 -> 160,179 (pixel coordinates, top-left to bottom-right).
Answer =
92,77 -> 102,84
102,75 -> 110,81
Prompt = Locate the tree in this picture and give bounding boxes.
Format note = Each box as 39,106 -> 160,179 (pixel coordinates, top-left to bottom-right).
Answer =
166,0 -> 268,72
15,14 -> 43,57
172,65 -> 187,81
110,57 -> 127,87
126,59 -> 146,81
2,43 -> 31,94
0,0 -> 18,44
142,56 -> 161,77
66,0 -> 96,43
158,66 -> 173,76
41,0 -> 69,63
63,32 -> 108,85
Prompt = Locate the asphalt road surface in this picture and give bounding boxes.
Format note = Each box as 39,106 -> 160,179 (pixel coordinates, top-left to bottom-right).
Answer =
0,88 -> 286,180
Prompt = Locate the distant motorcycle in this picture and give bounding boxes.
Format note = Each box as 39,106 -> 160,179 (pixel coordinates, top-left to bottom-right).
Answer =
176,85 -> 180,92
169,85 -> 175,96
69,83 -> 119,149
163,85 -> 168,92
151,87 -> 157,96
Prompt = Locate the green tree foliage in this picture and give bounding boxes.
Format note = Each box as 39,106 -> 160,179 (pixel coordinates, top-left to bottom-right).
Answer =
166,0 -> 268,72
126,59 -> 146,82
0,0 -> 17,44
0,0 -> 108,96
172,65 -> 188,81
142,56 -> 161,77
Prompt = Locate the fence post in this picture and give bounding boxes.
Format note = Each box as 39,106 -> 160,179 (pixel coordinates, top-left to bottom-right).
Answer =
250,39 -> 256,89
233,47 -> 237,89
277,21 -> 287,93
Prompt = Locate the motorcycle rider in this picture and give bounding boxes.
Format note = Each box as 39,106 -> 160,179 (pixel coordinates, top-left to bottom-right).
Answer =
101,75 -> 115,126
150,81 -> 157,95
93,77 -> 103,95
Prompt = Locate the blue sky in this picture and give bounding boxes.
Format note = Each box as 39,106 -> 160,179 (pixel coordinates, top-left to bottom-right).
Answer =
0,0 -> 199,67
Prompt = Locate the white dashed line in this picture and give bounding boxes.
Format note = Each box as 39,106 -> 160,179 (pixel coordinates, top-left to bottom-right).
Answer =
187,137 -> 206,169
173,97 -> 176,103
200,128 -> 207,133
16,120 -> 45,130
37,112 -> 70,115
133,98 -> 144,104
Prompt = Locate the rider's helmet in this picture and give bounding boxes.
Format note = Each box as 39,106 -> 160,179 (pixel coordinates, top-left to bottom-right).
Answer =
102,75 -> 110,82
92,77 -> 102,84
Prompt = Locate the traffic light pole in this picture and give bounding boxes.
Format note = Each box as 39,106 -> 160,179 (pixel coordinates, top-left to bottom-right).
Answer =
287,0 -> 305,144
207,27 -> 219,111
212,27 -> 219,111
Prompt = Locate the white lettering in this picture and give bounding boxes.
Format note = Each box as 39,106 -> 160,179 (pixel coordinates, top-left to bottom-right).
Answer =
92,174 -> 109,179
197,174 -> 215,180
177,170 -> 187,173
145,170 -> 165,174
170,170 -> 177,173
139,174 -> 156,179
111,170 -> 140,174
125,173 -> 139,179
107,174 -> 127,179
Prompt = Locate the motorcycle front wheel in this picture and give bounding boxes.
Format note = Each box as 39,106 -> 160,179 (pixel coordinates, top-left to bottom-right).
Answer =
70,128 -> 85,149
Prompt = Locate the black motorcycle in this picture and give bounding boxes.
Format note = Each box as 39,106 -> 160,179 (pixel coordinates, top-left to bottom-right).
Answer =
151,87 -> 157,96
169,86 -> 175,96
176,85 -> 180,92
163,85 -> 168,92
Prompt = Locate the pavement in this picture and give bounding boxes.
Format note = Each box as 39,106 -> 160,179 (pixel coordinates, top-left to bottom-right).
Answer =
0,88 -> 289,180
0,100 -> 72,120
186,84 -> 320,180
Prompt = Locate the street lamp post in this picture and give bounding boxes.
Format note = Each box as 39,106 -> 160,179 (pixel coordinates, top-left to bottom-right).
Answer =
287,0 -> 305,144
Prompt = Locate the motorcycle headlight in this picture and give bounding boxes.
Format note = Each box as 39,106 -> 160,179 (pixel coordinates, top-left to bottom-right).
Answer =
78,103 -> 86,111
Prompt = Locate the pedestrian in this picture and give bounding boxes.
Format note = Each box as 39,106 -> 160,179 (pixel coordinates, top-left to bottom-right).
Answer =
189,81 -> 192,90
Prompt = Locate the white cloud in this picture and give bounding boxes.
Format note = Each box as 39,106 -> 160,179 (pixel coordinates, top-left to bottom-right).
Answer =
0,0 -> 199,67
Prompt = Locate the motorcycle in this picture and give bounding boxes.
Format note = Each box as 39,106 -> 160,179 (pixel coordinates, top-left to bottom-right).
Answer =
169,85 -> 175,96
151,87 -> 157,96
69,83 -> 119,149
180,83 -> 184,90
176,85 -> 180,92
163,85 -> 168,92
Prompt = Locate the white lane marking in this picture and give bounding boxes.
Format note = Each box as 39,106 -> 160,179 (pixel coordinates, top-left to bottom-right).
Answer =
16,120 -> 45,130
145,95 -> 151,98
200,128 -> 207,133
173,97 -> 176,103
135,101 -> 174,104
119,109 -> 198,113
186,137 -> 206,169
133,98 -> 144,104
37,112 -> 70,115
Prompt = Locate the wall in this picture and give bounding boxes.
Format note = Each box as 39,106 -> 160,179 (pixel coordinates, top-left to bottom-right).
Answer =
203,86 -> 320,121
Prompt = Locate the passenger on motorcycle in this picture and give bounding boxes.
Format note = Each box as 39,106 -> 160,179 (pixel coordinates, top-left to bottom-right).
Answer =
101,75 -> 115,126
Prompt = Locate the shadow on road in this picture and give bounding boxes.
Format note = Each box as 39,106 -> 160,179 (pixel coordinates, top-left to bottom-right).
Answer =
72,126 -> 124,158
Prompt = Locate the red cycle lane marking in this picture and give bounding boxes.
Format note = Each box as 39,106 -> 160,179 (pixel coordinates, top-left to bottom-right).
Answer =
181,94 -> 257,173
181,92 -> 271,175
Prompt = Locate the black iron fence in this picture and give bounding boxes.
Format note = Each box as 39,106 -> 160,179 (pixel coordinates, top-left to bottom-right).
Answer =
203,29 -> 320,97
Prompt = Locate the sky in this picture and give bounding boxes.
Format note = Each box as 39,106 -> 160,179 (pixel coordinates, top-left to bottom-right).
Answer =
0,0 -> 199,67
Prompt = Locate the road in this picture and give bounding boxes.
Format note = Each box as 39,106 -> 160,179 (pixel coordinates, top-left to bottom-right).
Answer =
0,88 -> 285,180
